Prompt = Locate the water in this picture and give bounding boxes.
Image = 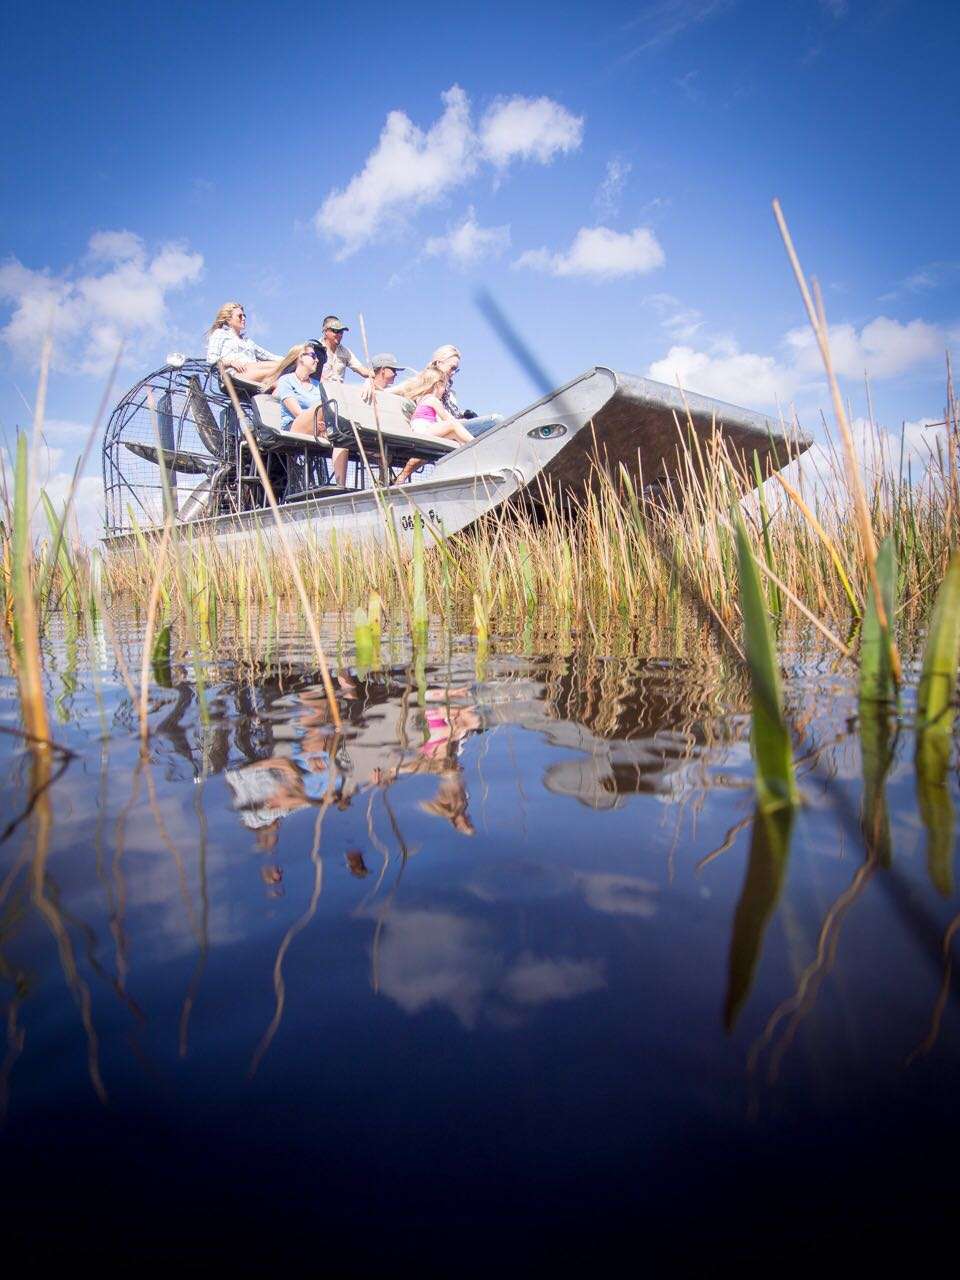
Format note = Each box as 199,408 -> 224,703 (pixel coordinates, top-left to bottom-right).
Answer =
1,628 -> 958,1267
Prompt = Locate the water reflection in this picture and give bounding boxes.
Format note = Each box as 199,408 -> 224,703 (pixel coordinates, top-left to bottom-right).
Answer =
1,635 -> 960,1266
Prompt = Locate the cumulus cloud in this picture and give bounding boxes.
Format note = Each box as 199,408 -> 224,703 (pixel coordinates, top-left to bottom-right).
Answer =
314,86 -> 582,258
648,338 -> 798,405
424,207 -> 510,267
0,231 -> 203,375
515,225 -> 665,280
478,95 -> 583,167
368,906 -> 608,1030
649,315 -> 951,407
785,316 -> 946,380
594,158 -> 632,219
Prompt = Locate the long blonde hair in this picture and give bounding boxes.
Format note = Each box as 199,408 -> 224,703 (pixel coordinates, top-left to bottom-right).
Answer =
209,300 -> 244,335
395,344 -> 459,399
394,366 -> 448,403
429,344 -> 461,368
253,343 -> 318,390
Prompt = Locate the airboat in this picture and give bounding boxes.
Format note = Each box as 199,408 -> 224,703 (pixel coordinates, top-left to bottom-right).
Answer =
101,360 -> 808,549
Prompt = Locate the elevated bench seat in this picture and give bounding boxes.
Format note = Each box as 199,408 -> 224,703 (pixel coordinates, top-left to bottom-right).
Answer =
249,384 -> 457,465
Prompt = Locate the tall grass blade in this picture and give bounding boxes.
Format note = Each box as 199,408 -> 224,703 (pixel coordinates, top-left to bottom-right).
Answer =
859,535 -> 897,704
753,451 -> 780,617
913,550 -> 960,896
724,806 -> 794,1030
915,550 -> 960,734
915,734 -> 954,897
11,433 -> 50,746
354,607 -> 374,671
411,511 -> 427,645
859,708 -> 894,867
734,515 -> 798,810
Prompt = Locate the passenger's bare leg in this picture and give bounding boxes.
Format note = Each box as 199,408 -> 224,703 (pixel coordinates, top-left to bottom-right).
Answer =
226,361 -> 278,387
331,448 -> 348,486
397,457 -> 424,484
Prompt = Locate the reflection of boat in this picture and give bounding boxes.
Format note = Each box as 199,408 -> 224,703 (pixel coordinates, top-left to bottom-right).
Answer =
483,656 -> 730,809
102,362 -> 808,549
145,652 -> 732,820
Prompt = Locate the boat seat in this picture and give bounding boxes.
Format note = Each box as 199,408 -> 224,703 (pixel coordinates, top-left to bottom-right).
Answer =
250,388 -> 456,463
249,394 -> 333,453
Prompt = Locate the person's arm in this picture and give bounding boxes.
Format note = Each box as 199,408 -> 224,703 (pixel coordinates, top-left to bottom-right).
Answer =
346,347 -> 372,379
282,396 -> 302,420
253,341 -> 279,362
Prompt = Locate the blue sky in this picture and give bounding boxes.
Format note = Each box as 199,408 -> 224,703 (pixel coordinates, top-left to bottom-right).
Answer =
1,0 -> 957,531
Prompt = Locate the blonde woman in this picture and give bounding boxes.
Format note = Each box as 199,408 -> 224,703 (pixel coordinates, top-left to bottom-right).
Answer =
206,302 -> 279,383
396,344 -> 462,412
394,367 -> 474,485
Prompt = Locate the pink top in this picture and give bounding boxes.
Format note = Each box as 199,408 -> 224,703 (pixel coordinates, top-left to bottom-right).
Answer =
411,402 -> 438,425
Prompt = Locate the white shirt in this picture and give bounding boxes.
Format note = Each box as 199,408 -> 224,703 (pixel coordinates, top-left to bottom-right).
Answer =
207,327 -> 277,365
320,342 -> 366,383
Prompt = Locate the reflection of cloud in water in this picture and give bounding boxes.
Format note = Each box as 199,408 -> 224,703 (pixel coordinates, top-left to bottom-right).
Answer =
372,910 -> 498,1029
369,907 -> 607,1030
575,873 -> 658,918
500,953 -> 605,1005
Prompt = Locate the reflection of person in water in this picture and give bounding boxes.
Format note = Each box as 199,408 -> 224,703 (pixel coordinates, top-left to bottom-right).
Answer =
375,689 -> 481,836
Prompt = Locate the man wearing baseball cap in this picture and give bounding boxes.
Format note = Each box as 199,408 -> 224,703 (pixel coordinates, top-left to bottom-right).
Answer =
318,315 -> 372,386
369,353 -> 405,391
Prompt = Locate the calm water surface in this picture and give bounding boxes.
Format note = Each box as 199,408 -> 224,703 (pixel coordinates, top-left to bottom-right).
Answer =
1,626 -> 958,1267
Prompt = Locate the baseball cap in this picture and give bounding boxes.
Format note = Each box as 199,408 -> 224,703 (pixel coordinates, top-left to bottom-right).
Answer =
322,316 -> 349,332
371,352 -> 404,371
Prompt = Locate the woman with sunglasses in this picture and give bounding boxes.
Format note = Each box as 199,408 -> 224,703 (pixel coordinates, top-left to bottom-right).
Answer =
206,301 -> 280,385
274,343 -> 354,488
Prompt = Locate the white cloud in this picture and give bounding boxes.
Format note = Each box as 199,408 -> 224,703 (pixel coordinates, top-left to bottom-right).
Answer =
515,225 -> 665,280
424,207 -> 510,266
0,231 -> 203,376
87,229 -> 143,263
315,86 -> 476,259
499,954 -> 605,1005
478,95 -> 583,167
644,291 -> 704,340
35,468 -> 105,544
648,338 -> 797,405
594,158 -> 632,219
784,316 -> 946,380
313,86 -> 582,258
649,315 -> 952,407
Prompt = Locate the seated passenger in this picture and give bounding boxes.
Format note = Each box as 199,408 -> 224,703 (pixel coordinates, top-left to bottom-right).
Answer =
276,343 -> 349,489
394,367 -> 474,485
426,345 -> 464,417
369,352 -> 405,391
275,343 -> 326,431
407,370 -> 474,443
207,301 -> 280,384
